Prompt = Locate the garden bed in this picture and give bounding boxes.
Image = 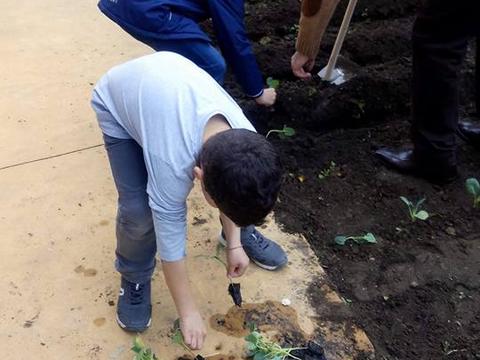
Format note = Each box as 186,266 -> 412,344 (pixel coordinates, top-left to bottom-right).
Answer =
225,0 -> 480,358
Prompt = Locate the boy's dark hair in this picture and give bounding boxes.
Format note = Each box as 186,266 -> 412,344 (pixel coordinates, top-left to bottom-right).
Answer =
199,129 -> 282,227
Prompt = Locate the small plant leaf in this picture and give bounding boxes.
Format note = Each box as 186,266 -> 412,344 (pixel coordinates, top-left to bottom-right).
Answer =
363,233 -> 377,243
132,337 -> 159,360
266,77 -> 280,89
282,125 -> 295,137
400,196 -> 411,206
466,178 -> 480,196
253,352 -> 267,360
171,328 -> 184,346
416,197 -> 426,207
247,341 -> 257,352
334,236 -> 348,246
259,36 -> 271,45
132,337 -> 145,354
245,332 -> 260,343
414,210 -> 429,221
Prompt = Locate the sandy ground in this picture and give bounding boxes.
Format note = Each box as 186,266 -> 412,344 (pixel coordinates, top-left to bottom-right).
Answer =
0,1 -> 373,359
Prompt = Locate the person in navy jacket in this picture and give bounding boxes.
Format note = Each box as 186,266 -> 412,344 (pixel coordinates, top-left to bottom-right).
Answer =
98,0 -> 276,106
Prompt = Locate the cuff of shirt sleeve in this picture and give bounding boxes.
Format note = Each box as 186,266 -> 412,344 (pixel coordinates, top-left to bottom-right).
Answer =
159,253 -> 186,262
152,216 -> 187,263
250,88 -> 264,98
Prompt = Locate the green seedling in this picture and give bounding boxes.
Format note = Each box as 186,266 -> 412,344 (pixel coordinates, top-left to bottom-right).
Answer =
318,161 -> 336,180
466,178 -> 480,208
245,324 -> 305,360
266,77 -> 280,89
171,322 -> 205,360
351,99 -> 366,119
283,24 -> 300,40
259,36 -> 272,46
266,125 -> 295,139
132,337 -> 159,360
196,243 -> 227,267
400,196 -> 429,222
288,24 -> 300,35
334,233 -> 377,246
196,244 -> 242,307
341,296 -> 353,305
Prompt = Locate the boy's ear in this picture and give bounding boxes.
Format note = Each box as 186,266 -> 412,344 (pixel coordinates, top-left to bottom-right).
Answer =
193,166 -> 204,181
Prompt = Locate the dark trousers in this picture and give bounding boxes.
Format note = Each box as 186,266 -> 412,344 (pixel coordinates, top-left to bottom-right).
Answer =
411,0 -> 480,166
138,37 -> 226,86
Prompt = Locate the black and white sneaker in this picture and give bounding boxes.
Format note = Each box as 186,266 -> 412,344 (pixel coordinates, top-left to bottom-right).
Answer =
116,277 -> 152,332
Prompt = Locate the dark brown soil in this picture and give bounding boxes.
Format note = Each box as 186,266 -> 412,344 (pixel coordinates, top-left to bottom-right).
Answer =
225,0 -> 480,359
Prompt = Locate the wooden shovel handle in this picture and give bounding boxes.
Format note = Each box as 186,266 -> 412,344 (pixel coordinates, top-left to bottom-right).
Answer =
324,0 -> 358,80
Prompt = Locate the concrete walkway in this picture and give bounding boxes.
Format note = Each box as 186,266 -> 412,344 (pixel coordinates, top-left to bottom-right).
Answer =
0,1 -> 374,359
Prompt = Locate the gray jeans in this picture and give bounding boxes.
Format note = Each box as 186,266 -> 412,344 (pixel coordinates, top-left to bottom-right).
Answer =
103,134 -> 156,284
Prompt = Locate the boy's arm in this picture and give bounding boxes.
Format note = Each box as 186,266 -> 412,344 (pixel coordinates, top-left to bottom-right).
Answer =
292,0 -> 340,79
207,0 -> 265,98
150,202 -> 207,349
150,203 -> 207,350
163,259 -> 206,349
147,167 -> 207,349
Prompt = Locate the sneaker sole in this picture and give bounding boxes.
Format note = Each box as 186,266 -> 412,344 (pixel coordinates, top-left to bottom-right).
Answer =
218,234 -> 285,271
116,313 -> 151,332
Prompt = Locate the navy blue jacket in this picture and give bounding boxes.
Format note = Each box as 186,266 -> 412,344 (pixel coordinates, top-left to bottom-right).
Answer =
98,0 -> 264,97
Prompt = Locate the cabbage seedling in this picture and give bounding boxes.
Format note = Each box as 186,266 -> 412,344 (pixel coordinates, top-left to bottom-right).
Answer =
466,178 -> 480,208
266,77 -> 280,89
196,244 -> 242,307
132,337 -> 159,360
334,232 -> 377,246
245,324 -> 305,360
400,196 -> 429,222
266,125 -> 296,139
171,322 -> 205,360
318,161 -> 336,180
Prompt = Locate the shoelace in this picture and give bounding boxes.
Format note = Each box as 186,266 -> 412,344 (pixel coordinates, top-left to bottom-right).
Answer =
129,283 -> 145,305
250,230 -> 269,251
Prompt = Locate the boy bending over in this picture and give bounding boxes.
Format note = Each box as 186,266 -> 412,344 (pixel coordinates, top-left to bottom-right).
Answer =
91,52 -> 287,349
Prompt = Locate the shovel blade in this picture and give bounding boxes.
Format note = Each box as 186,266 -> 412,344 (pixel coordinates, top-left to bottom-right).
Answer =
318,67 -> 346,85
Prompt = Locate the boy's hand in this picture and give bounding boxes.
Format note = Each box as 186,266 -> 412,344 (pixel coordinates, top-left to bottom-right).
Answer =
226,247 -> 250,278
219,212 -> 249,277
255,88 -> 277,107
180,311 -> 207,350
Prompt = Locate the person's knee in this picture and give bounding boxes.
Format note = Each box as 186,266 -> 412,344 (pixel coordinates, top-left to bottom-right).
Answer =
117,198 -> 153,236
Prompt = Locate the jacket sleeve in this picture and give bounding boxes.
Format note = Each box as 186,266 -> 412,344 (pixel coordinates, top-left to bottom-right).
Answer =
207,0 -> 264,97
296,0 -> 340,59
